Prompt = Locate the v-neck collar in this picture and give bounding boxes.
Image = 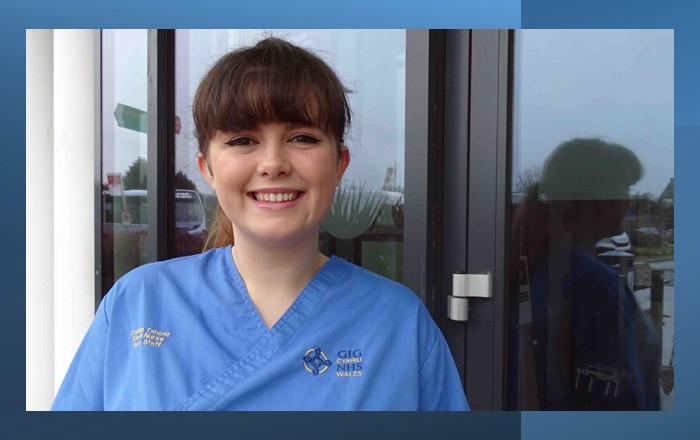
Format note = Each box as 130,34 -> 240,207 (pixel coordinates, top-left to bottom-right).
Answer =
221,245 -> 342,345
178,246 -> 343,410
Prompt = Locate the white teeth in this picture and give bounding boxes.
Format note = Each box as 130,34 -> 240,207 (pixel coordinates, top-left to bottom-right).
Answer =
254,192 -> 298,203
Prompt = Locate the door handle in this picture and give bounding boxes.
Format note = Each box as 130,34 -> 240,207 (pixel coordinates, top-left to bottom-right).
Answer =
447,272 -> 492,321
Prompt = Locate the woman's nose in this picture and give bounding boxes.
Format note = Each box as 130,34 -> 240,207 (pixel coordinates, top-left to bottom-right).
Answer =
257,145 -> 292,177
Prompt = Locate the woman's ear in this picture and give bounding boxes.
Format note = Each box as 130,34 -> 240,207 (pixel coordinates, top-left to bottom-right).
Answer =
197,153 -> 215,189
336,146 -> 350,184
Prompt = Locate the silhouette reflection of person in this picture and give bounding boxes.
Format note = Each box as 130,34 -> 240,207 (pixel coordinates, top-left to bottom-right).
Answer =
514,138 -> 659,410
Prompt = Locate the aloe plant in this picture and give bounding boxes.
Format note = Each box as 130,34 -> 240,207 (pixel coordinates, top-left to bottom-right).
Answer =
322,181 -> 386,240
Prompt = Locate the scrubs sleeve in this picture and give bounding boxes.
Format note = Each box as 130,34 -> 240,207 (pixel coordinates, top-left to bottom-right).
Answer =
418,333 -> 470,411
51,298 -> 109,411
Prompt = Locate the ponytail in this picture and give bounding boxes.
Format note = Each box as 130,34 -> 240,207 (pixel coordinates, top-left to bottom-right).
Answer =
202,205 -> 234,251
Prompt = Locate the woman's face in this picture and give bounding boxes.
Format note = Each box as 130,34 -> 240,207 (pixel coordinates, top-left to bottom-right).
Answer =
198,121 -> 350,248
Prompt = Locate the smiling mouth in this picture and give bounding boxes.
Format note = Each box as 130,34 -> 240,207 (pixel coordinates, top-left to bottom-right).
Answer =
250,192 -> 302,203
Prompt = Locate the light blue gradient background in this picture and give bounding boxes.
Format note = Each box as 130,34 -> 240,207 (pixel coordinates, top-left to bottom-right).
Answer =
10,0 -> 697,438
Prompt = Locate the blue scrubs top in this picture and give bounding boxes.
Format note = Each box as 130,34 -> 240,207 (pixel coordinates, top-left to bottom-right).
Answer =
52,246 -> 469,411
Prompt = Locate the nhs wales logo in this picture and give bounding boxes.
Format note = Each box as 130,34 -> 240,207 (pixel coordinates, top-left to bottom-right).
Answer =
335,349 -> 362,377
303,348 -> 332,375
303,347 -> 364,377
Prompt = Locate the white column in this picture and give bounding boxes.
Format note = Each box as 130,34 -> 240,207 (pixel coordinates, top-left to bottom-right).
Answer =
52,30 -> 98,396
26,29 -> 55,411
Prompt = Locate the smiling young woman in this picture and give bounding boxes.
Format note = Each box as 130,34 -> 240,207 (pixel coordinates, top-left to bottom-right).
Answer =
200,123 -> 349,257
51,37 -> 469,411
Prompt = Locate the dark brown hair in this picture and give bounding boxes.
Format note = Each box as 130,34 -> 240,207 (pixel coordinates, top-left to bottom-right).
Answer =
193,37 -> 352,250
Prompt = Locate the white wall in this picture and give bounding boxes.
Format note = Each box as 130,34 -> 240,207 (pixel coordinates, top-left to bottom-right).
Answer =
26,29 -> 98,411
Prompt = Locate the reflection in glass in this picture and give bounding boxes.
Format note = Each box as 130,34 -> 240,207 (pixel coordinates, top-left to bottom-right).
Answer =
508,30 -> 674,410
174,30 -> 406,282
513,139 -> 659,409
101,30 -> 149,297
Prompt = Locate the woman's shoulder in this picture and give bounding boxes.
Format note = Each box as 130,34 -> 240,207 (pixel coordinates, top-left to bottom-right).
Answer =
323,257 -> 450,385
104,247 -> 229,305
326,256 -> 427,312
120,246 -> 224,282
332,256 -> 418,300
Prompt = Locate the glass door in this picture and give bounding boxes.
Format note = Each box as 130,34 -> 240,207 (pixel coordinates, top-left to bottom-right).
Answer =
507,29 -> 674,411
438,29 -> 674,411
100,30 -> 149,298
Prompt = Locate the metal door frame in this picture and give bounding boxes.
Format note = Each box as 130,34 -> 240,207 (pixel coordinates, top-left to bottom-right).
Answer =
438,29 -> 513,410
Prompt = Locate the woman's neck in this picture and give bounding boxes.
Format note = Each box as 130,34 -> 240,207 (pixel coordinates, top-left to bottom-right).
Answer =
230,233 -> 328,328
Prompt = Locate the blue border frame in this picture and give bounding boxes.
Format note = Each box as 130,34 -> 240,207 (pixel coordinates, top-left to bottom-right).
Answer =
13,0 -> 696,438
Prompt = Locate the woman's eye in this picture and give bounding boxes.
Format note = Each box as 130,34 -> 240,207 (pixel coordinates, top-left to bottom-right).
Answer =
224,137 -> 255,147
289,134 -> 320,144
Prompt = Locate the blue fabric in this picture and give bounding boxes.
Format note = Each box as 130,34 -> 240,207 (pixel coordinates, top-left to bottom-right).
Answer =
52,246 -> 469,411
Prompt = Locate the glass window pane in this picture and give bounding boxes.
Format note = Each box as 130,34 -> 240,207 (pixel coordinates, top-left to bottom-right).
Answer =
101,30 -> 149,297
174,30 -> 406,283
508,30 -> 674,410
